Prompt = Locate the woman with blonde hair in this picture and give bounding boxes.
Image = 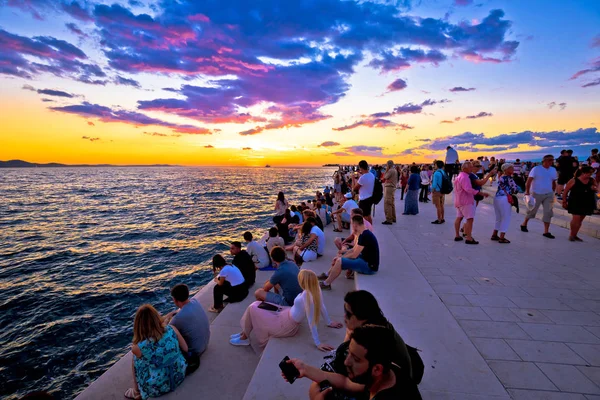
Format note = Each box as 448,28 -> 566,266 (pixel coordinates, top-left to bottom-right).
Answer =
230,269 -> 342,351
124,304 -> 188,400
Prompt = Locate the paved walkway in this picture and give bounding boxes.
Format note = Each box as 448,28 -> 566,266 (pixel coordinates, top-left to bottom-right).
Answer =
384,190 -> 600,399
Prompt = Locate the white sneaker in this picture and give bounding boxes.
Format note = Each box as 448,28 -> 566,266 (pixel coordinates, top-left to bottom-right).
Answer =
230,332 -> 242,340
230,337 -> 250,346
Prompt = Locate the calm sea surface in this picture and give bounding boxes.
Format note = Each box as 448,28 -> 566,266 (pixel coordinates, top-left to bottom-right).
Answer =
0,166 -> 335,400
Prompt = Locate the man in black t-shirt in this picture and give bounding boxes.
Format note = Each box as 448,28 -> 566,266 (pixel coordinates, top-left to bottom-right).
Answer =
230,241 -> 256,287
283,325 -> 421,400
556,149 -> 574,197
319,215 -> 379,290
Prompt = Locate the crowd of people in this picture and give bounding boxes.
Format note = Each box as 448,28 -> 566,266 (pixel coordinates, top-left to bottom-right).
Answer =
109,162 -> 422,400
25,148 -> 598,400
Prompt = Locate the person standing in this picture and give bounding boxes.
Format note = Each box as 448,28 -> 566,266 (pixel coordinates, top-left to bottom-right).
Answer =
454,162 -> 487,244
445,146 -> 459,178
399,168 -> 408,200
556,150 -> 574,198
382,160 -> 398,225
403,166 -> 421,215
520,155 -> 558,238
562,166 -> 597,241
352,160 -> 375,224
491,164 -> 520,243
419,165 -> 431,203
431,160 -> 448,224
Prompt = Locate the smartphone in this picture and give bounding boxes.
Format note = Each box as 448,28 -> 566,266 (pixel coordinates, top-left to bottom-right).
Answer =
279,356 -> 300,384
319,380 -> 332,392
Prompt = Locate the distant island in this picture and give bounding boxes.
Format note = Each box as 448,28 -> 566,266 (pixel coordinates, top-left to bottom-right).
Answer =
322,163 -> 340,167
0,160 -> 176,168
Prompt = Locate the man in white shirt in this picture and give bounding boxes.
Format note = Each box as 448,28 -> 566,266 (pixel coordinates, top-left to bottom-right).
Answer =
331,192 -> 359,232
243,231 -> 271,269
445,146 -> 460,180
520,155 -> 558,238
353,160 -> 375,224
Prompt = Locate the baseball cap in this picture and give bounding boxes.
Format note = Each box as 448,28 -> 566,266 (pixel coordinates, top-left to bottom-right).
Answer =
344,193 -> 353,199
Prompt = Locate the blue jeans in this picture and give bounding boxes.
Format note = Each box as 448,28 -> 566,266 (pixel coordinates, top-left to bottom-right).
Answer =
341,257 -> 376,275
265,291 -> 291,306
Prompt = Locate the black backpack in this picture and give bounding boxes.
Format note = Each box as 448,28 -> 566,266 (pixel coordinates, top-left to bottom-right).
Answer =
372,178 -> 384,205
406,345 -> 424,385
438,170 -> 453,195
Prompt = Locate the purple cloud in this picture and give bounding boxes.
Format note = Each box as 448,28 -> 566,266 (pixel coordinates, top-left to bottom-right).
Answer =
466,111 -> 493,119
402,128 -> 599,154
22,84 -> 75,98
582,78 -> 600,88
65,22 -> 87,38
333,118 -> 413,132
50,102 -> 213,134
449,86 -> 476,92
2,1 -> 520,133
386,78 -> 408,92
369,48 -> 447,72
114,76 -> 141,88
332,152 -> 352,157
319,141 -> 341,147
143,131 -> 168,137
548,102 -> 567,110
592,35 -> 600,48
454,0 -> 474,5
0,28 -> 106,82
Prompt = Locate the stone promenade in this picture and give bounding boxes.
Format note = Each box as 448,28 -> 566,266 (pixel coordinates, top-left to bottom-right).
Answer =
387,190 -> 600,399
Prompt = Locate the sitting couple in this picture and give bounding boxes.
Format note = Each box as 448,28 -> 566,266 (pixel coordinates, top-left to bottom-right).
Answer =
285,217 -> 325,266
229,247 -> 343,350
319,215 -> 379,290
209,241 -> 259,313
125,284 -> 210,400
282,290 -> 422,399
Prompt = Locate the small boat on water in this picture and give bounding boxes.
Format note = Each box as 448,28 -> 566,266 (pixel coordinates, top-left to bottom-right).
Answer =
265,164 -> 271,168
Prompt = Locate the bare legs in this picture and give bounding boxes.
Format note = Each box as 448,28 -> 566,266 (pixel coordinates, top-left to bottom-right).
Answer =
569,215 -> 585,240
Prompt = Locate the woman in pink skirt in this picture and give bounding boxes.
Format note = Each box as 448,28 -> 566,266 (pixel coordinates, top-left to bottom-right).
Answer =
229,269 -> 343,351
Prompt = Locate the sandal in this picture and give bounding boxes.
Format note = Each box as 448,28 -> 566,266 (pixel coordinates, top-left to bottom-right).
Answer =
465,239 -> 479,245
490,235 -> 500,241
454,236 -> 463,242
317,273 -> 329,280
498,238 -> 510,244
125,388 -> 141,400
208,306 -> 224,313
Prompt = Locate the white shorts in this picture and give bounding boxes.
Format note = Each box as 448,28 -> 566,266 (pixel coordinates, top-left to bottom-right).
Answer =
301,249 -> 317,262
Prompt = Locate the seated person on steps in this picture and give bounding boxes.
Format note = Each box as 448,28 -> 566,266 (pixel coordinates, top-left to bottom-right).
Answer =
319,215 -> 379,290
254,246 -> 303,306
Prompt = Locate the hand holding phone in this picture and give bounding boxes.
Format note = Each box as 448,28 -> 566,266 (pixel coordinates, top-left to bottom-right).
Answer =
279,356 -> 300,384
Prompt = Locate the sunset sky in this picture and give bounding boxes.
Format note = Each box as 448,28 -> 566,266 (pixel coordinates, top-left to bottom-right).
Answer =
0,0 -> 599,166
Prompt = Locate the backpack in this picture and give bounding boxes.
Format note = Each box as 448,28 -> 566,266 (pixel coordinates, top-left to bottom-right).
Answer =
438,170 -> 453,195
406,344 -> 424,385
372,178 -> 384,204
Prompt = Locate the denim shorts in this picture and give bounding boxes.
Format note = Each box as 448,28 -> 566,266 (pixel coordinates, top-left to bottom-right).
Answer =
265,291 -> 290,306
341,257 -> 376,275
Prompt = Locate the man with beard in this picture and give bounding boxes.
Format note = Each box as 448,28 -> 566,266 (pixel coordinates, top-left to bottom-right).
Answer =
282,325 -> 421,399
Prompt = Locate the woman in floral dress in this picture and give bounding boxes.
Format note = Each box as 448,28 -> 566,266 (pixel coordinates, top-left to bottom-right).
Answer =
125,304 -> 188,400
491,163 -> 521,243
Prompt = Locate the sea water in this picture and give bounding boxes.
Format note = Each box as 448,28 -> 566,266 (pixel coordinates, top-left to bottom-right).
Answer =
0,166 -> 335,399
